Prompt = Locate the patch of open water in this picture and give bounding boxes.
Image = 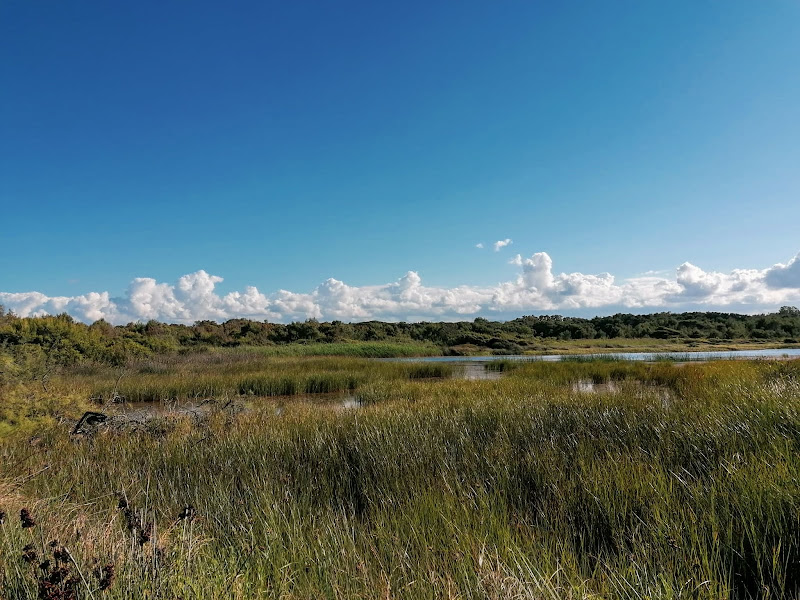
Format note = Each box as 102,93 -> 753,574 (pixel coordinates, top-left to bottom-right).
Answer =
571,379 -> 675,407
457,363 -> 503,381
572,380 -> 620,394
387,347 -> 800,363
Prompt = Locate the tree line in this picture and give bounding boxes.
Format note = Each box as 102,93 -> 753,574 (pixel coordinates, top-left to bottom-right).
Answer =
1,305 -> 799,369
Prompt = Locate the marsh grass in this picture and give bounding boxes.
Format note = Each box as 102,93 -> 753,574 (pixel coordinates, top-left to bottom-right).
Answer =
559,353 -> 630,363
236,341 -> 442,358
53,352 -> 455,403
484,357 -> 542,372
1,359 -> 799,598
650,352 -> 715,362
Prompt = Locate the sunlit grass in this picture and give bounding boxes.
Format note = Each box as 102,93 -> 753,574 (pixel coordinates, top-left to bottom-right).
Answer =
1,358 -> 799,598
53,352 -> 454,403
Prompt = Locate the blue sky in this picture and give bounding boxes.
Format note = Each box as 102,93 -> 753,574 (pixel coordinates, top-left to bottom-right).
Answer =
1,1 -> 799,323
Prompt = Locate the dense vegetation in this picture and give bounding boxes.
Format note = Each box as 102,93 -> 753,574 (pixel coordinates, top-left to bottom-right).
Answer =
1,305 -> 799,369
2,306 -> 799,596
1,357 -> 799,598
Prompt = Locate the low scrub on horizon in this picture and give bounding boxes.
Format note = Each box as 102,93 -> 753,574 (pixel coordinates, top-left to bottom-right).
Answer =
1,306 -> 799,370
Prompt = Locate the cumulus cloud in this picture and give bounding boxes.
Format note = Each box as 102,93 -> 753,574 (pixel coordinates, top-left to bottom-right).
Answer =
493,238 -> 512,251
765,253 -> 800,289
2,252 -> 799,324
676,262 -> 725,298
475,243 -> 484,249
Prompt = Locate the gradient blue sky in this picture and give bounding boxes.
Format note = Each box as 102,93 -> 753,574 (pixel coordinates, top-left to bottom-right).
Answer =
2,1 -> 799,322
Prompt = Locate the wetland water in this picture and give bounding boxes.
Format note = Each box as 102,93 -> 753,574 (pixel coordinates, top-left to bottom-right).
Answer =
388,347 -> 800,363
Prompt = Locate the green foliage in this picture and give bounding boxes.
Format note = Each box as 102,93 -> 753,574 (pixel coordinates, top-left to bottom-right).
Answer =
0,308 -> 798,377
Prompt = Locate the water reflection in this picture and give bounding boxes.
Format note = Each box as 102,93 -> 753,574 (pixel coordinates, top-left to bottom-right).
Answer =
389,347 -> 800,363
572,380 -> 619,393
457,363 -> 502,381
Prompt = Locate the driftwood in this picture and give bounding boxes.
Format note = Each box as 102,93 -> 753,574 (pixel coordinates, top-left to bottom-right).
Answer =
72,411 -> 108,435
70,399 -> 245,437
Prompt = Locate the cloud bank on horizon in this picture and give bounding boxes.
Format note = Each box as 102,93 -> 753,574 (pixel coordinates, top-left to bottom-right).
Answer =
2,251 -> 799,325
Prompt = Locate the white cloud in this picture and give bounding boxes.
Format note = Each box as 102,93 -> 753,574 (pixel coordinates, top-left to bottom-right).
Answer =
475,243 -> 484,249
493,238 -> 512,251
764,253 -> 800,289
676,262 -> 725,298
2,253 -> 799,324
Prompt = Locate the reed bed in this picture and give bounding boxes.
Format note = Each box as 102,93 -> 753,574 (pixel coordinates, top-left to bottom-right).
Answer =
483,357 -> 542,372
1,359 -> 799,598
56,353 -> 454,403
238,341 -> 442,358
558,353 -> 630,363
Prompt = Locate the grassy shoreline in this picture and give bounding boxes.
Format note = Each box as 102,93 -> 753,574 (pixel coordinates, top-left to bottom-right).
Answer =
536,338 -> 800,353
216,338 -> 800,359
449,338 -> 800,356
245,338 -> 800,358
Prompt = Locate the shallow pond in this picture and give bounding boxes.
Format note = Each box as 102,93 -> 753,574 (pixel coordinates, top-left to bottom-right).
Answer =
572,380 -> 620,394
456,363 -> 503,381
571,379 -> 674,402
